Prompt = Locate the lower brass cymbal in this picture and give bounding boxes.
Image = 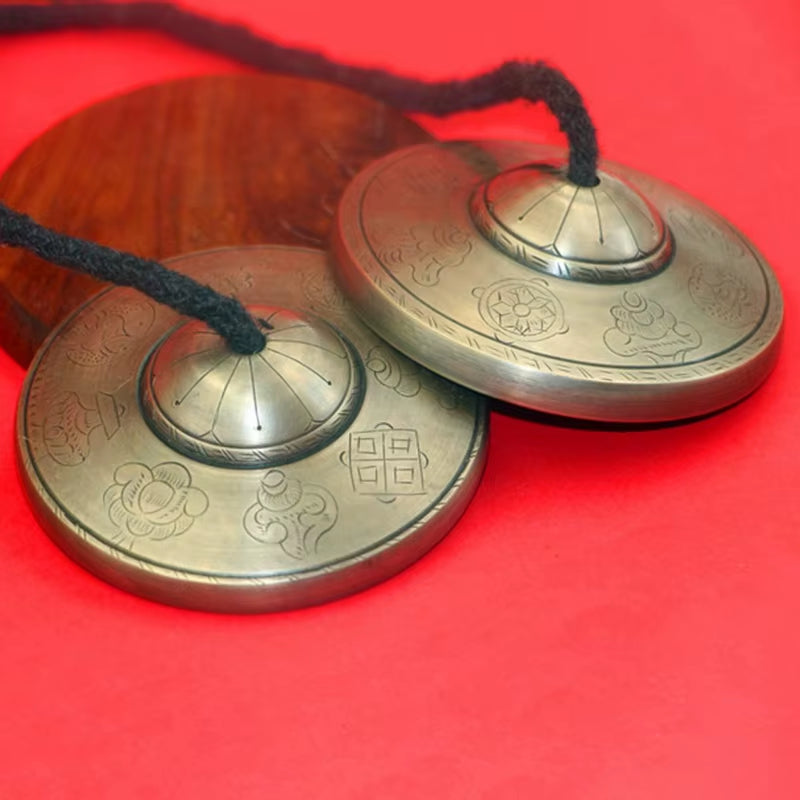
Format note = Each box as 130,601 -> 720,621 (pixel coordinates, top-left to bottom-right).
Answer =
331,141 -> 783,423
16,246 -> 487,613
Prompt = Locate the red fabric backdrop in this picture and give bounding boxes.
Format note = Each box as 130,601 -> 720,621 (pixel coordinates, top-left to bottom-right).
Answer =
1,1 -> 799,797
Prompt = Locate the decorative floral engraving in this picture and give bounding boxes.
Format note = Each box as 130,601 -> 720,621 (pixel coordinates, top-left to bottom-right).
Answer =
44,390 -> 124,466
474,278 -> 568,342
206,267 -> 254,298
689,264 -> 760,328
104,462 -> 208,542
402,160 -> 465,196
381,224 -> 473,286
365,344 -> 461,409
243,470 -> 337,559
64,300 -> 155,367
340,423 -> 428,503
668,208 -> 746,259
302,270 -> 348,315
604,292 -> 702,363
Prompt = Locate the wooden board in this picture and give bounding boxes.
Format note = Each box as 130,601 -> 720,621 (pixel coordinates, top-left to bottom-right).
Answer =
0,73 -> 430,365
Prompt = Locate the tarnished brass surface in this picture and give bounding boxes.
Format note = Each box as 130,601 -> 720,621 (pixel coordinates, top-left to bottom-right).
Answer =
16,247 -> 488,613
332,141 -> 783,422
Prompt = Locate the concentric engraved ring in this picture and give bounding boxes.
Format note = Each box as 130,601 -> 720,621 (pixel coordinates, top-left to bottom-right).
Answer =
141,306 -> 364,468
469,163 -> 673,282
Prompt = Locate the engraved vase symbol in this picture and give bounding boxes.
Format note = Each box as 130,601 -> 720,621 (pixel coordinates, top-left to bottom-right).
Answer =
604,291 -> 701,363
63,300 -> 155,367
243,470 -> 338,559
43,390 -> 124,466
104,462 -> 209,544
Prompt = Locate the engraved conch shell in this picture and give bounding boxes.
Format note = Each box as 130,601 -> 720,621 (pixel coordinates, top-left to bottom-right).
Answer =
243,470 -> 337,559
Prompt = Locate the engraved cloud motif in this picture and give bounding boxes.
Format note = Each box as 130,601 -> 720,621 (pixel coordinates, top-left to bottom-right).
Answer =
365,344 -> 461,409
104,462 -> 208,542
381,224 -> 472,287
243,470 -> 338,559
604,291 -> 701,363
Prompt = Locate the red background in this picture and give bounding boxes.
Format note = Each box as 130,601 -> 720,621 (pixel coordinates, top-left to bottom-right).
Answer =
2,1 -> 799,797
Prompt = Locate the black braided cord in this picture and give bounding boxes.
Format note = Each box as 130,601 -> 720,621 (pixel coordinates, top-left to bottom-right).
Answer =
0,204 -> 267,354
0,2 -> 600,353
0,2 -> 599,185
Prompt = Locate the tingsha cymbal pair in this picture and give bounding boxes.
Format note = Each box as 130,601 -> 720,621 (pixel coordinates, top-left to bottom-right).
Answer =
5,6 -> 783,612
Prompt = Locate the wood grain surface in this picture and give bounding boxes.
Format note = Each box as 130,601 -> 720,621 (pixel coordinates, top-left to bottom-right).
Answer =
0,73 -> 430,366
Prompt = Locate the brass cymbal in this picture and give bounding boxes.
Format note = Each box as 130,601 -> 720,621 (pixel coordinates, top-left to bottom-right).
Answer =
16,246 -> 488,612
331,141 -> 783,422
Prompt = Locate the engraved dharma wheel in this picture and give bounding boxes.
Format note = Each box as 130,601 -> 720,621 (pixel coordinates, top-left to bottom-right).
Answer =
16,247 -> 488,612
331,142 -> 783,422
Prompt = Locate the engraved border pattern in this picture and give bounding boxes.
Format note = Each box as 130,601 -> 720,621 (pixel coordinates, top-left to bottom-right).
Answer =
141,328 -> 366,469
469,183 -> 671,283
346,145 -> 782,385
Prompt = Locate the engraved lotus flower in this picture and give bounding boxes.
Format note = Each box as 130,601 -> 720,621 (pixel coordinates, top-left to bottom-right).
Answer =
104,462 -> 208,541
688,264 -> 757,328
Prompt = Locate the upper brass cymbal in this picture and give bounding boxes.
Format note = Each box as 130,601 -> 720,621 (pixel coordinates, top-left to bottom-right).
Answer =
331,141 -> 783,422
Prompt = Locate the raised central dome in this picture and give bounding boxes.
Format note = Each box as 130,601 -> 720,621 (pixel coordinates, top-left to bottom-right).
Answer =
140,306 -> 364,467
470,163 -> 672,282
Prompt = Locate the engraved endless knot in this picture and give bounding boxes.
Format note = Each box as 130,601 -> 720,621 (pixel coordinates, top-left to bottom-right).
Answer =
341,423 -> 427,502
